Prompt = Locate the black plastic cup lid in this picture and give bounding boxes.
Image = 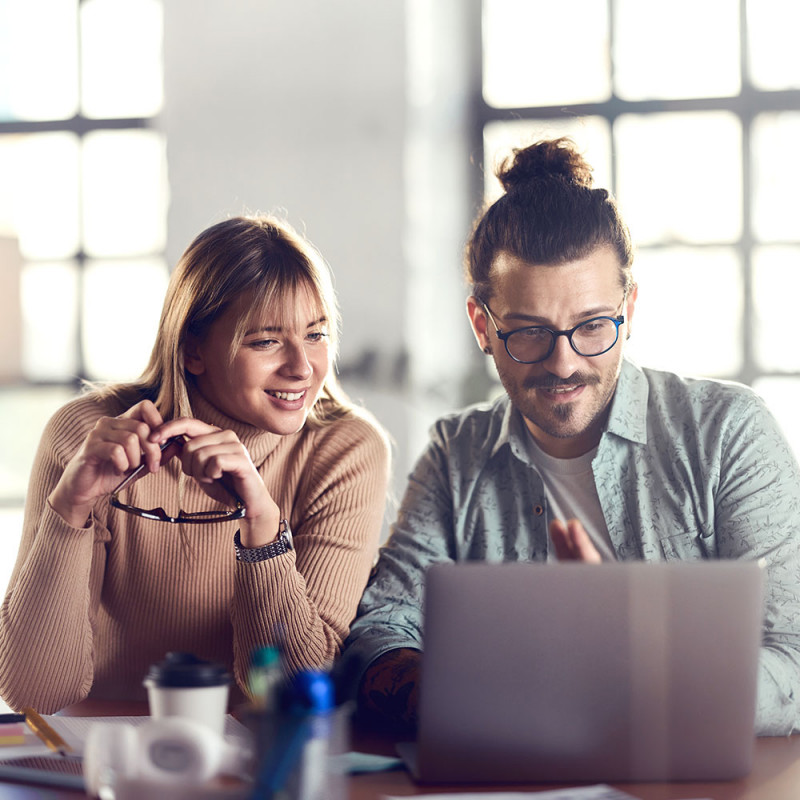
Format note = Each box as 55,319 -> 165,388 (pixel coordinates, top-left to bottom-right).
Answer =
143,652 -> 231,688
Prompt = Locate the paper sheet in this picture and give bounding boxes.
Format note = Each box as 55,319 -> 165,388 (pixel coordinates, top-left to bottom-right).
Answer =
0,713 -> 249,760
382,786 -> 641,800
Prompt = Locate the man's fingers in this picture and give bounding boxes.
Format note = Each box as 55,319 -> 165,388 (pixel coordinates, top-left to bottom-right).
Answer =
565,518 -> 602,564
549,517 -> 603,563
548,518 -> 575,560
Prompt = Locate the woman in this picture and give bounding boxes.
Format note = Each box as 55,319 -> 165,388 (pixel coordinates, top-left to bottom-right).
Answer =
0,214 -> 391,713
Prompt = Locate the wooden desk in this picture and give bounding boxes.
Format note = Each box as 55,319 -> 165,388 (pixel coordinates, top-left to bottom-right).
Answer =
1,701 -> 798,799
348,736 -> 800,799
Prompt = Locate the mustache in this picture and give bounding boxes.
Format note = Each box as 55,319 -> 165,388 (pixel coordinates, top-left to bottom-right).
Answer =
522,373 -> 600,390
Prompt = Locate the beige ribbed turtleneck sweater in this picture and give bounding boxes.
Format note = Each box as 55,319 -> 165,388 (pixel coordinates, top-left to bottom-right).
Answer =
0,389 -> 390,713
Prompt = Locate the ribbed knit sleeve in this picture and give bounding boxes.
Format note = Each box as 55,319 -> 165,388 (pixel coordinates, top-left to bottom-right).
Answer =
0,393 -> 390,712
230,412 -> 390,688
0,395 -> 111,713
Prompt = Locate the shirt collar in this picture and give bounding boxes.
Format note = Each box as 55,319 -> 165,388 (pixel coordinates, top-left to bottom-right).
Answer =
490,395 -> 538,466
604,357 -> 649,445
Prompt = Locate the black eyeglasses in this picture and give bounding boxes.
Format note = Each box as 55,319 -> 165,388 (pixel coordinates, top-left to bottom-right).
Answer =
483,294 -> 627,365
109,436 -> 246,524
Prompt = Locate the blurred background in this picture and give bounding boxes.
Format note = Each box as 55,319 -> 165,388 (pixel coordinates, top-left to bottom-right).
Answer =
1,0 -> 799,593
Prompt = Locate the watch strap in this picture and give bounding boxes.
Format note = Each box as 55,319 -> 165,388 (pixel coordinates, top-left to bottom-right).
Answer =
233,520 -> 292,563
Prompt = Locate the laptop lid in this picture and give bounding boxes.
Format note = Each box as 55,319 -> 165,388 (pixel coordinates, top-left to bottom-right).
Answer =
411,561 -> 763,783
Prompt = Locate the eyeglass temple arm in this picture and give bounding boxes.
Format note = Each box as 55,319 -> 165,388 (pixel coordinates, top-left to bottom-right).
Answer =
109,436 -> 186,496
110,440 -> 245,511
214,473 -> 246,509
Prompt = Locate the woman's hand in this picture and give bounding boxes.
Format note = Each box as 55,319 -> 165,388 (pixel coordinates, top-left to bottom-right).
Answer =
48,400 -> 168,528
151,418 -> 281,547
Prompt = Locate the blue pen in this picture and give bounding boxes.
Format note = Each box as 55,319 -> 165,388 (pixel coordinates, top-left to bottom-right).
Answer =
250,669 -> 335,800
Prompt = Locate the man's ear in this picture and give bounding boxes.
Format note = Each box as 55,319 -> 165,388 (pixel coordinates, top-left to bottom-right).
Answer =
466,296 -> 492,354
625,282 -> 638,339
183,334 -> 206,376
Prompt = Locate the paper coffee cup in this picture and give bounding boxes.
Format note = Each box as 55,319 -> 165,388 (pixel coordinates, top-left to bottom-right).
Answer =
143,652 -> 231,738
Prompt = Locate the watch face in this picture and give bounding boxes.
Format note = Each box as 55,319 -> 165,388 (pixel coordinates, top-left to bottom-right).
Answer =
280,520 -> 294,550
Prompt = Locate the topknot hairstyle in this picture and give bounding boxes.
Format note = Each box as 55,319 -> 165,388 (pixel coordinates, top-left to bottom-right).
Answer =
466,137 -> 634,302
497,137 -> 595,193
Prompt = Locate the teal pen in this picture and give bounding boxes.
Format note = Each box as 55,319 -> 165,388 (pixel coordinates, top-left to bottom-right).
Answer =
249,644 -> 283,709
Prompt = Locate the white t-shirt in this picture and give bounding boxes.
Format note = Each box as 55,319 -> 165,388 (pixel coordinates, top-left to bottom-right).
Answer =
523,434 -> 617,562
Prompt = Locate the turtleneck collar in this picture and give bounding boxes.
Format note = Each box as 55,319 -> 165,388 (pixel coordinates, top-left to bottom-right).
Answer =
186,384 -> 289,466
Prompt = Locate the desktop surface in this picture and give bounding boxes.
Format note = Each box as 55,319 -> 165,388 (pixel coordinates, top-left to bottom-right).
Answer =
349,737 -> 800,800
0,700 -> 798,799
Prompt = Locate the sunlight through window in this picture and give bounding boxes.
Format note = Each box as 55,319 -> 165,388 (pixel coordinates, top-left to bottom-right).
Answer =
614,0 -> 740,100
82,130 -> 168,256
0,0 -> 78,121
483,0 -> 610,108
615,112 -> 742,244
81,0 -> 164,119
83,259 -> 169,381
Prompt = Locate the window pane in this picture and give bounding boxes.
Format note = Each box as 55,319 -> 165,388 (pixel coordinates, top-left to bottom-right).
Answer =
82,258 -> 169,381
615,112 -> 742,245
751,113 -> 800,242
82,130 -> 168,256
0,236 -> 22,381
0,386 -> 76,502
0,133 -> 80,259
81,0 -> 164,119
625,247 -> 742,377
753,246 -> 800,371
482,0 -> 610,108
0,0 -> 78,121
21,261 -> 80,381
747,0 -> 800,90
483,117 -> 611,203
752,378 -> 800,464
0,508 -> 24,595
614,0 -> 740,100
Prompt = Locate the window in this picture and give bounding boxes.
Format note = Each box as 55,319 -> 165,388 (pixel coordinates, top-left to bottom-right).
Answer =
478,0 -> 800,457
0,0 -> 166,587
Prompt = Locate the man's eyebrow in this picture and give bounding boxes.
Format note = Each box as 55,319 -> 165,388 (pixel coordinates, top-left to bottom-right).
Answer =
245,317 -> 327,336
501,304 -> 618,325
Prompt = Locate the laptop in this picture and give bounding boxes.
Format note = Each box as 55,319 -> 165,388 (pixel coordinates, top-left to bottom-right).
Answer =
400,560 -> 764,784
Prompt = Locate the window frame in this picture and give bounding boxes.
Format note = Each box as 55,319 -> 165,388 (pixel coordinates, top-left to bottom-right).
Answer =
0,0 -> 161,387
473,0 -> 800,387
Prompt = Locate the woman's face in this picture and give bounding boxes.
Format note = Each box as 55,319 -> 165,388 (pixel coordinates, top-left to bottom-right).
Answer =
185,286 -> 331,435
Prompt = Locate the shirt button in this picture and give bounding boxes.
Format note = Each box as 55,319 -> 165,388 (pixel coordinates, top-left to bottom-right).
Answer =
534,504 -> 544,516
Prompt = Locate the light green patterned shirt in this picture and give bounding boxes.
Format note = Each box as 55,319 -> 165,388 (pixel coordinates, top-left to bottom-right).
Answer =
342,358 -> 800,735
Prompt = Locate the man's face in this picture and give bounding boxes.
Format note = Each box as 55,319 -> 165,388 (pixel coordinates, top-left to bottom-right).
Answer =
467,246 -> 636,459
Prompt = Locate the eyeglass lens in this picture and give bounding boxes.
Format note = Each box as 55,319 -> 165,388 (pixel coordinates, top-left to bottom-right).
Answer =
506,318 -> 620,363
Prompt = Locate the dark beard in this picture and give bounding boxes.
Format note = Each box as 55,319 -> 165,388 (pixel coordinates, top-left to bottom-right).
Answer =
523,372 -> 597,426
551,402 -> 574,422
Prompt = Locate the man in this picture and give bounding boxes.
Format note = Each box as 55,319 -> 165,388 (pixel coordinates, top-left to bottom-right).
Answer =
339,138 -> 800,736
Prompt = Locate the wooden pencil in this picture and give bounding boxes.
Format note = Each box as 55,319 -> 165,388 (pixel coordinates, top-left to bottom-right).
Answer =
22,708 -> 73,757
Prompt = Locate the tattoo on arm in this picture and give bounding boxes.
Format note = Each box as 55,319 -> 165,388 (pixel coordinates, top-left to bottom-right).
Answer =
358,648 -> 422,730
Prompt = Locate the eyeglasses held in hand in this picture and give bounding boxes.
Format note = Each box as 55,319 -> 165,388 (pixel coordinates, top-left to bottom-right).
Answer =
109,436 -> 246,524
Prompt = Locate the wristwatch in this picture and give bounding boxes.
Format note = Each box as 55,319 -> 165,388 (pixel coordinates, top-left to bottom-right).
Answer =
233,520 -> 293,563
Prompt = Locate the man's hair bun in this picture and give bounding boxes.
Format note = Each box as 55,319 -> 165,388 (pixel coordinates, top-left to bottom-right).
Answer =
496,136 -> 594,194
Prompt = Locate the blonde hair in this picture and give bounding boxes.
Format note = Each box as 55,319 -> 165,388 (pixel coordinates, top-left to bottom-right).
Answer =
99,214 -> 352,425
